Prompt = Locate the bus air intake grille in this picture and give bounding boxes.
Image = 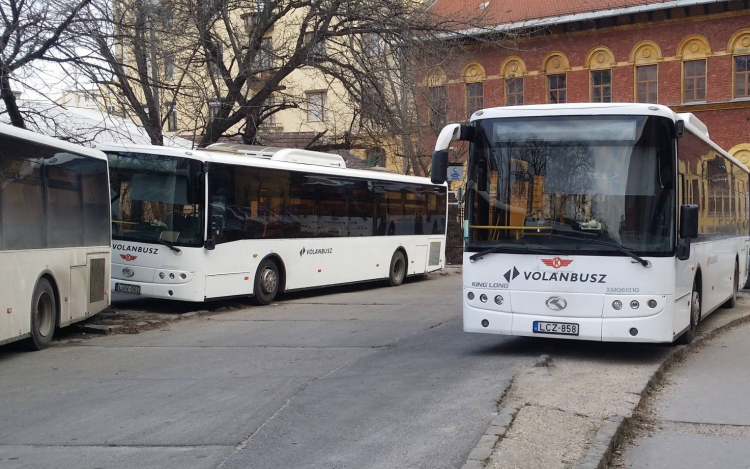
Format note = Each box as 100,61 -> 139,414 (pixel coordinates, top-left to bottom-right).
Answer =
89,258 -> 106,303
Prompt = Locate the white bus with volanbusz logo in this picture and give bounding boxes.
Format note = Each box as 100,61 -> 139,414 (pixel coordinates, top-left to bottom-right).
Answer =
100,143 -> 447,304
0,124 -> 111,350
432,103 -> 749,344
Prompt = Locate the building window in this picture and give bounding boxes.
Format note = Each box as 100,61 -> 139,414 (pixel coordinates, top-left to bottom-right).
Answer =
591,70 -> 612,103
304,32 -> 326,59
165,54 -> 175,81
253,37 -> 273,70
735,55 -> 750,99
636,65 -> 658,103
307,91 -> 326,122
363,33 -> 382,57
208,100 -> 221,123
167,105 -> 178,131
366,147 -> 386,167
466,82 -> 483,118
683,59 -> 706,103
548,74 -> 566,103
506,78 -> 523,106
428,85 -> 446,133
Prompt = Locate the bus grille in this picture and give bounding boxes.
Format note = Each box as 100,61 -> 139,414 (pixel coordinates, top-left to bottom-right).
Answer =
89,258 -> 106,303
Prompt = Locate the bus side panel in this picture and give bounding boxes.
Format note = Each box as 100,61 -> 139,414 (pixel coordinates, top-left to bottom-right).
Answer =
409,245 -> 427,275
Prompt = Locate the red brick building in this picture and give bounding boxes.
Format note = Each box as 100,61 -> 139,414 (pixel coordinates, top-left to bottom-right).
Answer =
423,0 -> 750,165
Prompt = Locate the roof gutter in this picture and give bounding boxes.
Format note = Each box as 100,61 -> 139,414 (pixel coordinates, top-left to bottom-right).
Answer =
436,0 -> 724,39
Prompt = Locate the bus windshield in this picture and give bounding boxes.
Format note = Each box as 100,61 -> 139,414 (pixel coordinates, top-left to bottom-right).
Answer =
108,152 -> 205,247
466,115 -> 676,256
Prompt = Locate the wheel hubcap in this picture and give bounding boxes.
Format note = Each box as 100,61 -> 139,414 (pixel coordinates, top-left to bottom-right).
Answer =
691,291 -> 700,326
36,292 -> 53,337
260,268 -> 277,294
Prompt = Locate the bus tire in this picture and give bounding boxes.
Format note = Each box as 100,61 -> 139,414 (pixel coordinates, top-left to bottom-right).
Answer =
388,251 -> 406,287
723,262 -> 739,309
24,278 -> 56,351
677,281 -> 701,345
251,259 -> 280,306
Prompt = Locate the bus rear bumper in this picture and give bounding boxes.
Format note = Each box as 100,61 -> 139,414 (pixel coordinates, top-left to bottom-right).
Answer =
464,305 -> 675,343
110,279 -> 204,302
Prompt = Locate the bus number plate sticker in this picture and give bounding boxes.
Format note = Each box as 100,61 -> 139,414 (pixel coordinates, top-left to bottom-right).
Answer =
533,321 -> 579,336
428,242 -> 441,266
115,283 -> 141,295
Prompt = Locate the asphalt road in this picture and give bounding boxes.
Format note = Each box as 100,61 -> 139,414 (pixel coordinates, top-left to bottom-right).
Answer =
0,273 -> 536,469
621,320 -> 750,469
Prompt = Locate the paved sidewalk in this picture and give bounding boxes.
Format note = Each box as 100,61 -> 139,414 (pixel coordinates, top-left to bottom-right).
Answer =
619,320 -> 750,468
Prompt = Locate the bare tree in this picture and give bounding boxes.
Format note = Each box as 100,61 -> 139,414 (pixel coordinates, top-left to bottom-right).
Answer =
0,0 -> 92,128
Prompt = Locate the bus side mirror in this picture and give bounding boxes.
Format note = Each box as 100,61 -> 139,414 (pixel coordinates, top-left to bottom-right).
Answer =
675,120 -> 685,138
431,150 -> 448,184
431,123 -> 474,185
680,204 -> 698,239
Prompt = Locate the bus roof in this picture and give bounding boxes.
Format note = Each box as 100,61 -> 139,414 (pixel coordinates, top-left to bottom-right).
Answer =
471,103 -> 749,174
95,142 -> 444,186
0,122 -> 108,161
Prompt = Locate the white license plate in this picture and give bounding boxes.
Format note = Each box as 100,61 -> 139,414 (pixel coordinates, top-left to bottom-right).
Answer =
533,321 -> 579,336
115,283 -> 141,294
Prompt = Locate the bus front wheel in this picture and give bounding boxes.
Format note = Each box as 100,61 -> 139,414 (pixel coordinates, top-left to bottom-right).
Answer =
388,251 -> 406,287
25,278 -> 56,351
251,259 -> 280,306
677,281 -> 701,345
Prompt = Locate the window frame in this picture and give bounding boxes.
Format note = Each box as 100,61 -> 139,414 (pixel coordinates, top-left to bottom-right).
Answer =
547,74 -> 567,104
734,55 -> 750,100
635,64 -> 658,103
306,91 -> 327,122
590,69 -> 612,103
505,77 -> 524,106
466,82 -> 484,119
682,59 -> 707,103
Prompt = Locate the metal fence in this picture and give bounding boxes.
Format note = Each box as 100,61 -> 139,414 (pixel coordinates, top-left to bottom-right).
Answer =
446,203 -> 464,265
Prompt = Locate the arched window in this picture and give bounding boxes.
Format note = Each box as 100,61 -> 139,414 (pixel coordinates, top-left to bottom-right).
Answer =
542,53 -> 570,104
424,68 -> 447,133
728,30 -> 750,99
678,35 -> 711,103
461,62 -> 486,118
586,47 -> 616,103
630,41 -> 662,103
501,57 -> 526,106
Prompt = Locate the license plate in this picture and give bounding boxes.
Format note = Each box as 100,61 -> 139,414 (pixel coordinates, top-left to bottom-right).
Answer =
115,283 -> 141,294
533,321 -> 579,336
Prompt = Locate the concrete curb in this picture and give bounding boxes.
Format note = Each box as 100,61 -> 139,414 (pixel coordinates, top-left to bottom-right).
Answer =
461,405 -> 520,469
572,309 -> 750,469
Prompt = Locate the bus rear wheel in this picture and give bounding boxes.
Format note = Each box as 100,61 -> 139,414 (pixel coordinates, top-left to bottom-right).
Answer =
25,278 -> 56,351
251,259 -> 280,306
723,262 -> 739,309
388,251 -> 406,287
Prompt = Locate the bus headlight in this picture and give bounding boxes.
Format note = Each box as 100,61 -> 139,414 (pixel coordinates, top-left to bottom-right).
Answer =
612,300 -> 622,310
467,292 -> 475,300
630,300 -> 640,309
648,299 -> 657,308
159,272 -> 165,279
494,295 -> 504,305
479,294 -> 488,303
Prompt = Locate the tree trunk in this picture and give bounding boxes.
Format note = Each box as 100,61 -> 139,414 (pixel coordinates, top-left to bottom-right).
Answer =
1,72 -> 25,129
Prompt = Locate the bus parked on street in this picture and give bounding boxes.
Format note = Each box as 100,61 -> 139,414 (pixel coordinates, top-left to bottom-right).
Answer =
0,124 -> 111,350
101,143 -> 447,304
431,103 -> 749,344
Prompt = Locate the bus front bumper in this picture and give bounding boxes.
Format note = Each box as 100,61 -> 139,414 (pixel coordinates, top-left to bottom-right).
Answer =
463,302 -> 676,343
110,278 -> 204,302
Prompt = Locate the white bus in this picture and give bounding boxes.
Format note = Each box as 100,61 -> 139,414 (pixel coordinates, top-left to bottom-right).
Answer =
100,143 -> 447,304
0,124 -> 111,350
431,103 -> 749,344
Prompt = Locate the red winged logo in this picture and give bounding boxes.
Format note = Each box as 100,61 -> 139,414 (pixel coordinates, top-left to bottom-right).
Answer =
541,257 -> 572,269
120,254 -> 138,262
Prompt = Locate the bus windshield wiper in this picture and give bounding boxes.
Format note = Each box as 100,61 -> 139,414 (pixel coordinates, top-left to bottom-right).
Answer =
469,245 -> 561,262
157,238 -> 182,254
546,233 -> 650,268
